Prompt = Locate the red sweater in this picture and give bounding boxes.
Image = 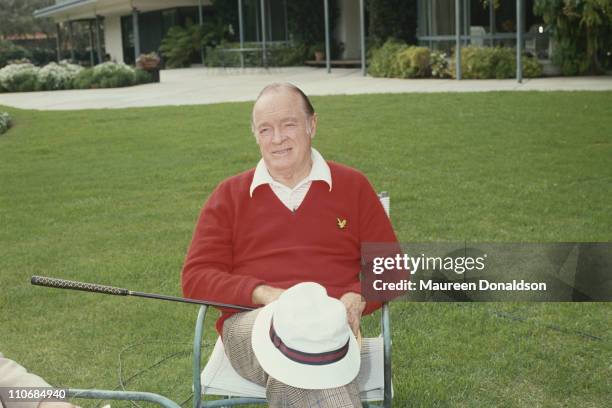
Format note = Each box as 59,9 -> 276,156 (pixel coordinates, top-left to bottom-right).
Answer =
181,161 -> 398,334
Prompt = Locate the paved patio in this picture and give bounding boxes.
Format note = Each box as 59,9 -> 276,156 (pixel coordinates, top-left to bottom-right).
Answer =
1,67 -> 611,110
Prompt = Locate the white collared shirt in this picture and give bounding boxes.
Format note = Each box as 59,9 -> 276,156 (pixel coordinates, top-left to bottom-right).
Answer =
249,148 -> 332,211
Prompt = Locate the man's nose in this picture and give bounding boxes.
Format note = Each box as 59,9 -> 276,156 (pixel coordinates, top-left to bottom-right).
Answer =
271,127 -> 286,144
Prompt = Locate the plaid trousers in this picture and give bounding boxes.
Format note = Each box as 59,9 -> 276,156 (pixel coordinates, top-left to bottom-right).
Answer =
222,309 -> 362,408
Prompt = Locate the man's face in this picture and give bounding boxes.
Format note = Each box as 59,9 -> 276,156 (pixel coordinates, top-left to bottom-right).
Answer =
252,89 -> 316,177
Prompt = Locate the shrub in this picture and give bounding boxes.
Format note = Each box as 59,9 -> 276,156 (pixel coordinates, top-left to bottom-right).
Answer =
204,42 -> 310,67
0,40 -> 31,68
73,68 -> 94,89
269,43 -> 310,66
430,51 -> 450,78
92,62 -> 137,88
523,56 -> 543,78
368,39 -> 409,77
37,61 -> 83,90
0,112 -> 11,135
368,40 -> 431,78
72,62 -> 151,89
29,47 -> 57,66
0,63 -> 39,92
134,68 -> 152,84
160,23 -> 203,68
396,46 -> 430,78
0,60 -> 151,92
451,46 -> 542,79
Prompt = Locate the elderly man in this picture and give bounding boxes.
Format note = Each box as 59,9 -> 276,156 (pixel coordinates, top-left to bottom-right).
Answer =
182,83 -> 397,407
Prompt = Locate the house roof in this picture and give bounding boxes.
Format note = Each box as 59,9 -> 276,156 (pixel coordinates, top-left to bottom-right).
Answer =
33,0 -> 207,21
33,0 -> 97,19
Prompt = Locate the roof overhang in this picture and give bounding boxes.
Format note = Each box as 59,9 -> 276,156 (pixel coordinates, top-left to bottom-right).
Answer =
34,0 -> 97,19
34,0 -> 206,21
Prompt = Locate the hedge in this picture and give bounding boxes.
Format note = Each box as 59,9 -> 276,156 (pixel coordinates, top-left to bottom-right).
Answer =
368,40 -> 542,79
0,61 -> 151,93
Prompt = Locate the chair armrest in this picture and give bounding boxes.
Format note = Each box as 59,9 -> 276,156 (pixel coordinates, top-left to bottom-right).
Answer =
67,389 -> 181,408
193,305 -> 209,408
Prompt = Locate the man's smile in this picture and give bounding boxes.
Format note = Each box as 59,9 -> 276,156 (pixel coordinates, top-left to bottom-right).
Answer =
272,147 -> 292,156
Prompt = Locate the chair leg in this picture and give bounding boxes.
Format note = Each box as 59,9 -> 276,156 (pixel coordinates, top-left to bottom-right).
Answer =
193,305 -> 209,408
381,302 -> 392,408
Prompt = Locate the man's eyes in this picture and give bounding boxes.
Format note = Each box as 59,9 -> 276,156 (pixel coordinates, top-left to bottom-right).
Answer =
258,123 -> 298,135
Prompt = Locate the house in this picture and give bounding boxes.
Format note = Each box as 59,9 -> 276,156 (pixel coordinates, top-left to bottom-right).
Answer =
34,1 -> 544,72
34,0 -> 327,65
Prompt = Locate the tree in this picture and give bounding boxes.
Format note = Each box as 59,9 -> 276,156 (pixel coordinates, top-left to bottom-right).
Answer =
287,0 -> 340,47
368,0 -> 417,45
0,0 -> 55,38
534,0 -> 612,74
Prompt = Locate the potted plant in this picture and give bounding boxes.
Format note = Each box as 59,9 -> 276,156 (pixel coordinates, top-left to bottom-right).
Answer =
136,52 -> 161,82
312,43 -> 325,62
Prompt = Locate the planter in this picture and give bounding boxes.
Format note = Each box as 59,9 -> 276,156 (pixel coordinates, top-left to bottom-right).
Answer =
138,61 -> 160,70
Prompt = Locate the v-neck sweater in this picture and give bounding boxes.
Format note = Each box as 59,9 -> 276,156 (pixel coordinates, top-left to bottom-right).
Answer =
182,161 -> 398,334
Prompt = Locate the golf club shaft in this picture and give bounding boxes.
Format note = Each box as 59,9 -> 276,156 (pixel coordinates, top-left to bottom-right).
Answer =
30,275 -> 254,311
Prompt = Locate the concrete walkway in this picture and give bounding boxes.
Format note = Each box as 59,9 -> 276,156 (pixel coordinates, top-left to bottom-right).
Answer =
1,67 -> 611,110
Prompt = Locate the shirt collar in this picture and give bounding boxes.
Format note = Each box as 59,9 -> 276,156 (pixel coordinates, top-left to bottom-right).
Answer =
250,148 -> 332,197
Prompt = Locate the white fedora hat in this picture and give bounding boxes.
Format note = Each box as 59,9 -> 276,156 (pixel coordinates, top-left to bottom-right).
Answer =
251,282 -> 360,389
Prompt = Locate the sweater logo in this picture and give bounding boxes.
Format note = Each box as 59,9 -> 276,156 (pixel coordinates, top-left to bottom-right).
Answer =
336,217 -> 347,230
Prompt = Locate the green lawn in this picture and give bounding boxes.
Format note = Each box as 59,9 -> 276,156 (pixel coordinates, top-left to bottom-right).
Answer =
1,92 -> 611,408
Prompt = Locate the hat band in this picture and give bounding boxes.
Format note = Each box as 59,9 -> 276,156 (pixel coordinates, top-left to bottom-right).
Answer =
269,320 -> 349,366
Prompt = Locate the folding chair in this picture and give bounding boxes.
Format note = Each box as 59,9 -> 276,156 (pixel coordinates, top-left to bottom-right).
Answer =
192,193 -> 393,408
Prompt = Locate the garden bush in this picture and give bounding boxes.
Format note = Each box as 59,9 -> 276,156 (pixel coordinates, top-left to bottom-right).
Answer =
367,40 -> 409,77
0,40 -> 31,68
0,61 -> 150,93
0,112 -> 11,135
37,61 -> 83,90
72,68 -> 94,89
204,42 -> 310,67
160,24 -> 199,68
92,62 -> 138,88
369,40 -> 430,78
430,51 -> 450,78
396,46 -> 430,78
29,47 -> 57,67
451,46 -> 542,79
73,62 -> 150,89
0,63 -> 39,92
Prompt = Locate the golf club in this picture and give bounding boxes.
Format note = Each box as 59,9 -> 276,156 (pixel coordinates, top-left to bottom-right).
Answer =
30,275 -> 255,311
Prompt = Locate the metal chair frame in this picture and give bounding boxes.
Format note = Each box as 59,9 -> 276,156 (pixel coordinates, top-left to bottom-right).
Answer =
192,302 -> 392,408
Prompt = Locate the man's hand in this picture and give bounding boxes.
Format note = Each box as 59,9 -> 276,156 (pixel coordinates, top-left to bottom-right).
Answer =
340,292 -> 366,337
252,285 -> 285,305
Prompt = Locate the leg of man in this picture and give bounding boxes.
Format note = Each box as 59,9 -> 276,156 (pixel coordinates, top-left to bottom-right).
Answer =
222,310 -> 362,408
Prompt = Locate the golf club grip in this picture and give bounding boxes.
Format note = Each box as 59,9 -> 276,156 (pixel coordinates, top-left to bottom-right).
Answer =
31,276 -> 129,296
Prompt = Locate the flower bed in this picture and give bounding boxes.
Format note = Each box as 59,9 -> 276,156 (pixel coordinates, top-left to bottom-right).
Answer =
0,61 -> 151,93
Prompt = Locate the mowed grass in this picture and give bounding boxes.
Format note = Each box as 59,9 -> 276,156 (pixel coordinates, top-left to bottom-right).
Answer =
1,92 -> 611,408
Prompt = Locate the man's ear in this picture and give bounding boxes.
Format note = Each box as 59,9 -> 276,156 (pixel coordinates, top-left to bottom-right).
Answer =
308,113 -> 318,139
